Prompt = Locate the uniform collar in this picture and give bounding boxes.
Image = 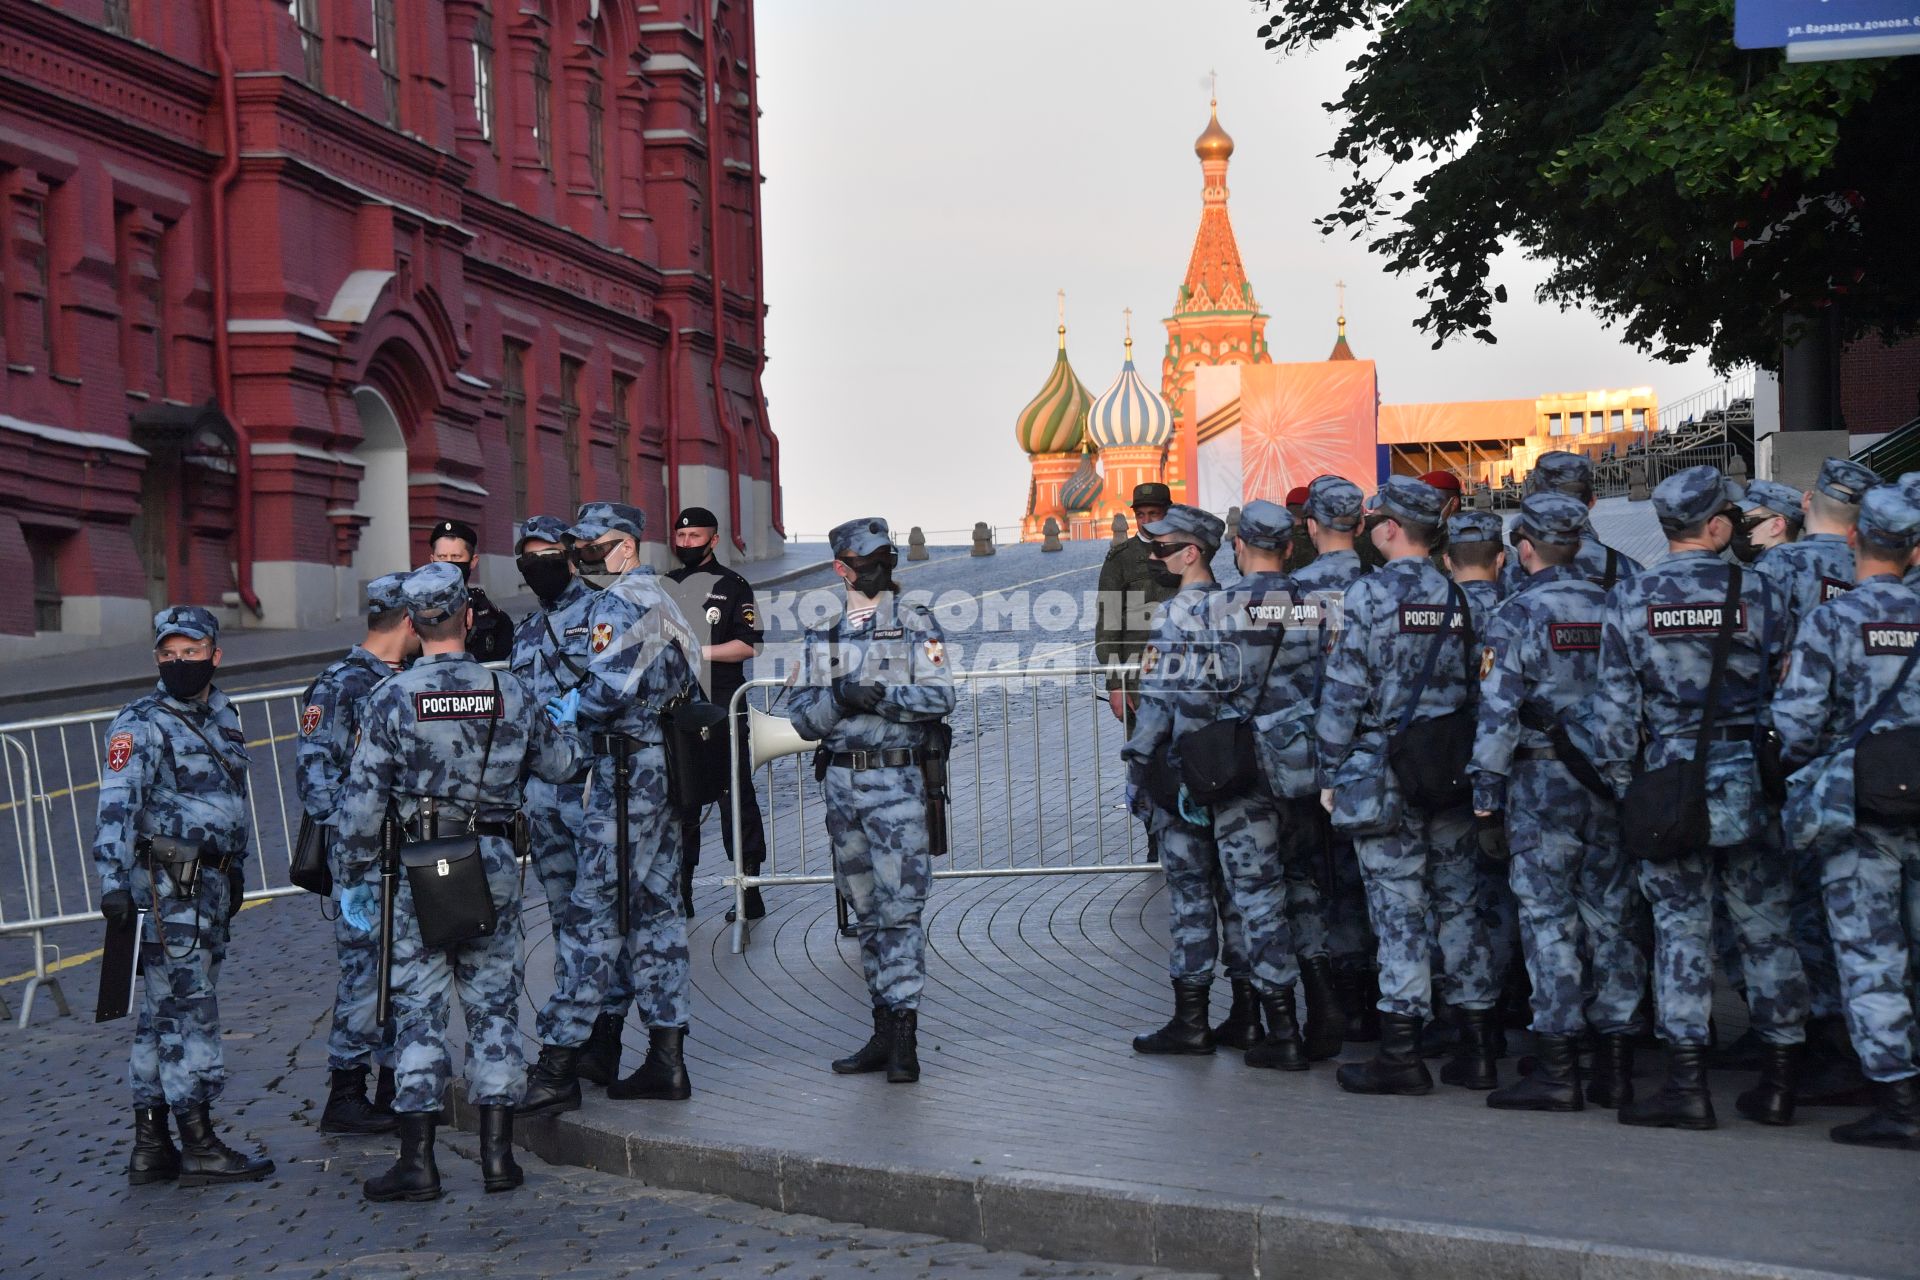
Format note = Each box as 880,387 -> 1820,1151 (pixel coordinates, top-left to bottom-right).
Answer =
152,683 -> 227,714
547,578 -> 590,610
1529,564 -> 1587,586
412,651 -> 475,669
1237,570 -> 1290,591
1804,532 -> 1848,543
1858,572 -> 1902,586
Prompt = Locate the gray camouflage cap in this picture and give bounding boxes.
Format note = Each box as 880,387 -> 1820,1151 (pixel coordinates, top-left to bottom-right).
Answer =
1235,499 -> 1293,550
1304,475 -> 1364,530
829,516 -> 892,559
402,562 -> 470,625
1142,504 -> 1226,554
153,606 -> 219,647
1653,464 -> 1740,529
1511,492 -> 1588,547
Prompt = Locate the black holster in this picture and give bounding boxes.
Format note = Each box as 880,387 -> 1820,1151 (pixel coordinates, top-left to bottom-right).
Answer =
921,724 -> 952,858
139,835 -> 205,897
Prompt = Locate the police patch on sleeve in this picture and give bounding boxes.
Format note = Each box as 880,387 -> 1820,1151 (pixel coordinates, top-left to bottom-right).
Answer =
107,731 -> 135,772
300,704 -> 324,736
413,689 -> 503,720
591,622 -> 614,653
1478,645 -> 1496,680
925,638 -> 945,666
741,605 -> 756,628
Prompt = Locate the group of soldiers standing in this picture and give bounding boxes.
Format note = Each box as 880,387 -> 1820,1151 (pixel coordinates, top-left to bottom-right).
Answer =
92,504 -> 953,1201
1102,455 -> 1920,1150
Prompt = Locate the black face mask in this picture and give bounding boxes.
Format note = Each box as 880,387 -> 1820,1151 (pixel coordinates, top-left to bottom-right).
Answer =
848,562 -> 893,596
673,542 -> 713,568
1149,563 -> 1183,591
158,658 -> 215,701
446,559 -> 473,583
517,553 -> 573,604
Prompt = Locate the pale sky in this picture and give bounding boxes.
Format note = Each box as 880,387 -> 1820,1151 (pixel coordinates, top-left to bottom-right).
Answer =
755,1 -> 1720,541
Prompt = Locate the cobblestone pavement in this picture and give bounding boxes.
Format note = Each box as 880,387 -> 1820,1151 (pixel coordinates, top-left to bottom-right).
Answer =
0,900 -> 1215,1280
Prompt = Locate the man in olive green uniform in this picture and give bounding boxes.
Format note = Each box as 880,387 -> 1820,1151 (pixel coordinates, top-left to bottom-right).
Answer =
1096,483 -> 1176,863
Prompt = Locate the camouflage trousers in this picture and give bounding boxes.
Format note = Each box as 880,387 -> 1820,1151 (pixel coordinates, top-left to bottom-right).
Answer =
1148,798 -> 1253,984
824,764 -> 932,1011
129,866 -> 230,1110
578,747 -> 691,1031
1637,825 -> 1808,1047
1276,797 -> 1333,961
1820,824 -> 1920,1083
327,872 -> 385,1072
1792,840 -> 1845,1021
1354,805 -> 1495,1019
1504,761 -> 1646,1037
1210,791 -> 1301,994
529,776 -> 635,1045
1302,802 -> 1375,966
387,841 -> 524,1114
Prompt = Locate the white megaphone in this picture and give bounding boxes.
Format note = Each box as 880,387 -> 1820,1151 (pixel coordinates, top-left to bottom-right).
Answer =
749,705 -> 820,770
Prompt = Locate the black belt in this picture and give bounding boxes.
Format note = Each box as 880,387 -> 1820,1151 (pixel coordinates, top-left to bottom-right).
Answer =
591,732 -> 657,754
404,820 -> 515,840
1514,745 -> 1560,763
825,748 -> 925,771
1707,724 -> 1756,743
198,848 -> 243,873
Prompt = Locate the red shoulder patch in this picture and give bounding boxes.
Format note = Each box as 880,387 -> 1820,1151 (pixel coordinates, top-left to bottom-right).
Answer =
591,622 -> 614,653
300,704 -> 324,736
107,732 -> 135,773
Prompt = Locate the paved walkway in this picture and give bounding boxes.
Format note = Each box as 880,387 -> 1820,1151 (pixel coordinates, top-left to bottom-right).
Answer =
0,899 -> 1212,1280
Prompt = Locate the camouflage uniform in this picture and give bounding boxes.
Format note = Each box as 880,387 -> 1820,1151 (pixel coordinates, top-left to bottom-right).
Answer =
1589,467 -> 1806,1050
569,505 -> 704,1035
1772,483 -> 1920,1090
1316,478 -> 1495,1023
93,610 -> 253,1111
1289,477 -> 1372,969
510,550 -> 633,1046
789,518 -> 956,1013
295,582 -> 406,1075
1471,497 -> 1646,1038
334,567 -> 583,1115
1498,451 -> 1643,598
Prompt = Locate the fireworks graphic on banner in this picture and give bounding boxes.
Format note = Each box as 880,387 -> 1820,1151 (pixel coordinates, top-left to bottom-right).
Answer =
1235,364 -> 1378,501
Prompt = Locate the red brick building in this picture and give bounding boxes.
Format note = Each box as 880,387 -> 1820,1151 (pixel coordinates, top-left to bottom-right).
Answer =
0,0 -> 781,656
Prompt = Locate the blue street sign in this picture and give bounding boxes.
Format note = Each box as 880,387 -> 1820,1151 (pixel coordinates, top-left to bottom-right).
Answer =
1735,0 -> 1920,60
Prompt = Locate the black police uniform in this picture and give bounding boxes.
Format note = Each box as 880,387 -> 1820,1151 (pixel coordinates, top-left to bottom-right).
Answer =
666,552 -> 768,912
427,519 -> 514,661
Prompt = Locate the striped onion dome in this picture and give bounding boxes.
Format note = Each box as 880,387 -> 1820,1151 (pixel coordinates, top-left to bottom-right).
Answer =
1086,336 -> 1173,449
1061,447 -> 1103,512
1014,325 -> 1092,455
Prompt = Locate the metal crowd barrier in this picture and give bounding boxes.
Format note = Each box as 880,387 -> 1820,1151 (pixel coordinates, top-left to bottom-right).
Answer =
726,662 -> 1152,954
0,684 -> 324,1027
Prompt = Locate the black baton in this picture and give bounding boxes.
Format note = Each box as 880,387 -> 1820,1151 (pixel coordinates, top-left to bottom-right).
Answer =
374,805 -> 399,1030
613,736 -> 632,938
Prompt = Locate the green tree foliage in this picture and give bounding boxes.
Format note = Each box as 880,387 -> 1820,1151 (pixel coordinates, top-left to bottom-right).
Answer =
1255,0 -> 1920,369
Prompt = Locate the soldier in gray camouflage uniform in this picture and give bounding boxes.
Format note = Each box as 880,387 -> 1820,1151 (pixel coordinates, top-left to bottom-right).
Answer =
296,573 -> 413,1135
510,515 -> 634,1108
1590,465 -> 1807,1132
334,563 -> 583,1201
95,606 -> 275,1188
1472,493 -> 1648,1113
1753,458 -> 1880,1099
1732,479 -> 1805,567
1772,481 -> 1920,1150
1318,477 -> 1498,1097
1288,475 -> 1379,1039
790,516 -> 957,1084
1498,451 -> 1643,598
522,502 -> 704,1110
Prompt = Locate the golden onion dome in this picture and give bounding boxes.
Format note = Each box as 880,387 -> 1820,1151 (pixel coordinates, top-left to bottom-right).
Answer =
1195,101 -> 1234,162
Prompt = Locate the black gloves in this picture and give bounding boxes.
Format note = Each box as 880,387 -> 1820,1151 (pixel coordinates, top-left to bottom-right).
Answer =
834,678 -> 886,713
100,889 -> 136,929
1474,813 -> 1510,863
226,865 -> 246,923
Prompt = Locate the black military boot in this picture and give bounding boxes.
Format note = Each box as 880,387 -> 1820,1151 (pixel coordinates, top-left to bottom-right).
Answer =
609,1026 -> 692,1100
1586,1035 -> 1636,1108
1487,1033 -> 1582,1112
1244,987 -> 1308,1071
575,1014 -> 625,1088
1212,978 -> 1265,1050
479,1105 -> 523,1192
363,1112 -> 441,1202
1334,962 -> 1379,1042
1132,980 -> 1216,1055
1440,1008 -> 1500,1090
1709,1025 -> 1765,1071
320,1066 -> 398,1135
1619,1044 -> 1716,1130
1830,1077 -> 1920,1150
887,1008 -> 920,1084
373,1065 -> 396,1114
1798,1017 -> 1872,1106
1735,1041 -> 1799,1126
1336,1013 -> 1433,1095
1298,955 -> 1346,1061
1420,1001 -> 1463,1058
174,1104 -> 274,1187
518,1044 -> 583,1117
832,1007 -> 891,1075
127,1105 -> 180,1185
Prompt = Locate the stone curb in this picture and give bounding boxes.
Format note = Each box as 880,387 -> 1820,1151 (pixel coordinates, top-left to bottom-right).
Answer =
448,1099 -> 1861,1280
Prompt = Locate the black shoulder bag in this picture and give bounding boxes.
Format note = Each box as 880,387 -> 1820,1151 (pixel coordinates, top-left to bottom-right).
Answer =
1623,566 -> 1740,863
1386,582 -> 1477,813
289,678 -> 334,896
401,673 -> 502,950
1179,628 -> 1283,805
1851,637 -> 1920,826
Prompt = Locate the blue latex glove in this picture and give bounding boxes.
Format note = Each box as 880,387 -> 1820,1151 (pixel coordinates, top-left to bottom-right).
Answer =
338,882 -> 378,933
1177,784 -> 1210,828
546,688 -> 580,727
